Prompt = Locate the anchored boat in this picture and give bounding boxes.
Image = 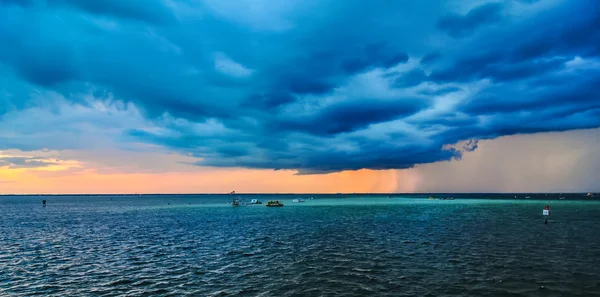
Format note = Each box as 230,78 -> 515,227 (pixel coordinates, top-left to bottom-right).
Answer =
232,196 -> 246,206
266,200 -> 284,207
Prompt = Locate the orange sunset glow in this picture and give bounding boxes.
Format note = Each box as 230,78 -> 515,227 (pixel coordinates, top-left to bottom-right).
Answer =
0,149 -> 401,194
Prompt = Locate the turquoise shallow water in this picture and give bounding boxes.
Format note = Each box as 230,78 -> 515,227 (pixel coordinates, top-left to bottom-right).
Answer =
1,195 -> 600,296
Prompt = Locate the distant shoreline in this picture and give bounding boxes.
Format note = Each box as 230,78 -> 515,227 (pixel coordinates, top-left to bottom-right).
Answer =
1,192 -> 597,197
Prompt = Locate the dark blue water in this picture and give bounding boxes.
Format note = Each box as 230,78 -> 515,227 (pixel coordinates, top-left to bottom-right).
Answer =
1,195 -> 599,296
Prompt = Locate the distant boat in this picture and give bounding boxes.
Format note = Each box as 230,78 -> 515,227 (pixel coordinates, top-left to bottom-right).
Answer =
429,196 -> 436,200
559,197 -> 566,200
250,199 -> 262,204
292,198 -> 305,203
266,200 -> 284,207
525,196 -> 531,199
232,196 -> 246,206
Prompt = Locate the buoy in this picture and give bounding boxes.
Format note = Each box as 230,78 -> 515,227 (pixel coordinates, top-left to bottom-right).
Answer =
543,205 -> 550,224
42,200 -> 46,207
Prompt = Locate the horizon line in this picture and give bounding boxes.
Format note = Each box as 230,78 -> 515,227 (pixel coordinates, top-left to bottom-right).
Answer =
1,192 -> 597,196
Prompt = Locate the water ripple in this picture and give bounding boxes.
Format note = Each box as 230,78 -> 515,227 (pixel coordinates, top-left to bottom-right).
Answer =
1,196 -> 600,296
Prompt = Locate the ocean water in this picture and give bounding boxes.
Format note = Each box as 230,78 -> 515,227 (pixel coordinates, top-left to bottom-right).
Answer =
1,194 -> 599,296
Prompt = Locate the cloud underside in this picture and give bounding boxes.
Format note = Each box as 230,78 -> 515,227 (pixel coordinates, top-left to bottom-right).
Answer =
0,156 -> 59,168
1,0 -> 600,174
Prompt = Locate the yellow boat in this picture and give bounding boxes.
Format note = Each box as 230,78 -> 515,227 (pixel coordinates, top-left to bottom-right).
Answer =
266,200 -> 284,207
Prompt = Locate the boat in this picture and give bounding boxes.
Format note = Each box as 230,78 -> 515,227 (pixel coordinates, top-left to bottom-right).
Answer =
250,199 -> 262,204
525,196 -> 531,199
292,198 -> 305,203
232,196 -> 247,206
429,196 -> 435,200
559,197 -> 566,200
266,200 -> 284,207
309,197 -> 314,199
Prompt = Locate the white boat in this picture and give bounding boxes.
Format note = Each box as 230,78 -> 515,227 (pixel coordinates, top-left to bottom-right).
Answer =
250,199 -> 262,204
292,198 -> 305,203
232,196 -> 247,206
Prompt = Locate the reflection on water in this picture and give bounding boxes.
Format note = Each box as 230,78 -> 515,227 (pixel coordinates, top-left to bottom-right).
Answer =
1,195 -> 599,296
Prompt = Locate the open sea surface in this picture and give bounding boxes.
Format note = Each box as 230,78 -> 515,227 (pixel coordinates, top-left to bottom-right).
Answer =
1,194 -> 600,296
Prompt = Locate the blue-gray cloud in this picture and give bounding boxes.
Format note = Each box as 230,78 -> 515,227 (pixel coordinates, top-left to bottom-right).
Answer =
1,0 -> 599,174
0,157 -> 58,168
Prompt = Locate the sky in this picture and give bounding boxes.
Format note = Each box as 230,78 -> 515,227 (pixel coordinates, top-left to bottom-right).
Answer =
1,0 -> 599,194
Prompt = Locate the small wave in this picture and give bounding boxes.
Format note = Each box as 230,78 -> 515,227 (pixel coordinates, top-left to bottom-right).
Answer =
109,279 -> 134,286
132,280 -> 154,287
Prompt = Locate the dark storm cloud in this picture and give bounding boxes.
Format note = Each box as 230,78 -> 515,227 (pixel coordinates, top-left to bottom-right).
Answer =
392,69 -> 428,88
418,86 -> 462,96
1,0 -> 600,174
271,98 -> 429,136
4,0 -> 176,24
198,141 -> 462,175
437,3 -> 504,38
241,92 -> 297,110
340,43 -> 409,74
430,55 -> 568,83
420,52 -> 441,65
262,42 -> 409,97
460,71 -> 600,115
